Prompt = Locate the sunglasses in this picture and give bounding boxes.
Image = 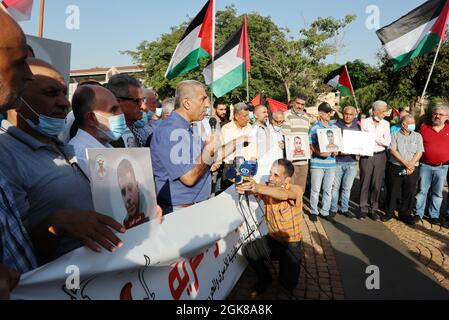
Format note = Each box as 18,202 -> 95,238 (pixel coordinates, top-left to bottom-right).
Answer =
117,97 -> 144,105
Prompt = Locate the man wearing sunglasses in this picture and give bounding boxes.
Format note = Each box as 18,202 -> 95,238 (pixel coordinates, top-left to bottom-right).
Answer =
106,74 -> 152,148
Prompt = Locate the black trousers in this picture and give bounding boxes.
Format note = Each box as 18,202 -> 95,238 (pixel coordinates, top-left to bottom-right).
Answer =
359,151 -> 387,212
242,235 -> 302,290
385,164 -> 420,218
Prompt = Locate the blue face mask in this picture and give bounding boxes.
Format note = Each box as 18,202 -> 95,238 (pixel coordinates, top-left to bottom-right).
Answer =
95,112 -> 127,141
134,111 -> 147,128
21,98 -> 67,137
155,108 -> 163,118
407,124 -> 416,132
249,111 -> 256,123
146,110 -> 154,119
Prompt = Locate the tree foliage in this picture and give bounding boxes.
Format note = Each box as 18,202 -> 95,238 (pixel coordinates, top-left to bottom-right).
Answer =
123,6 -> 356,103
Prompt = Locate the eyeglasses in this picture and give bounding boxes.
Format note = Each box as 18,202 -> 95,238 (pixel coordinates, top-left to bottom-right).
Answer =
433,112 -> 448,117
117,97 -> 144,105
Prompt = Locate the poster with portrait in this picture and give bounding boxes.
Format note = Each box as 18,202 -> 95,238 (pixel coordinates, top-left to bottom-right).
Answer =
87,148 -> 157,230
342,130 -> 375,156
285,134 -> 311,161
317,128 -> 343,153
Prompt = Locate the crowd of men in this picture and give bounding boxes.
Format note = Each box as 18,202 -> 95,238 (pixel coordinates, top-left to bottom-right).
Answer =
1,9 -> 449,300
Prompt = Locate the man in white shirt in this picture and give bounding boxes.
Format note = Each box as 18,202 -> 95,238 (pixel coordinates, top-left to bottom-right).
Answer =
359,100 -> 391,220
69,85 -> 126,175
253,105 -> 282,159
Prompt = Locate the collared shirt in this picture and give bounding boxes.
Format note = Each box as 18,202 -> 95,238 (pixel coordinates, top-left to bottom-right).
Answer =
309,120 -> 337,168
221,120 -> 257,164
335,119 -> 360,163
283,109 -> 310,166
389,130 -> 424,167
69,129 -> 112,176
111,124 -> 153,148
419,123 -> 449,165
0,123 -> 94,259
0,170 -> 38,273
151,111 -> 211,206
253,122 -> 280,160
360,117 -> 391,153
261,184 -> 303,243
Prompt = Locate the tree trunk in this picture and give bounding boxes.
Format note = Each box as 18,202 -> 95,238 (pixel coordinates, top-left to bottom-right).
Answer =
285,82 -> 291,102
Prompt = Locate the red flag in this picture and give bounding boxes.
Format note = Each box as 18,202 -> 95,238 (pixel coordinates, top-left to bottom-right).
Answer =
2,0 -> 33,21
267,98 -> 288,113
237,15 -> 250,72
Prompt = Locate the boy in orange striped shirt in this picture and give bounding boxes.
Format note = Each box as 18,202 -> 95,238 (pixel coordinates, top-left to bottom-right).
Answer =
237,159 -> 303,298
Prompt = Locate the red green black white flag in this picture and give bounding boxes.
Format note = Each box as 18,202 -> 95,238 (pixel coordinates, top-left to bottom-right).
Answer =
376,0 -> 449,71
165,0 -> 214,80
324,65 -> 355,97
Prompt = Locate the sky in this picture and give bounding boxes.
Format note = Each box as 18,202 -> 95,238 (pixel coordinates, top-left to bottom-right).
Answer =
18,0 -> 427,70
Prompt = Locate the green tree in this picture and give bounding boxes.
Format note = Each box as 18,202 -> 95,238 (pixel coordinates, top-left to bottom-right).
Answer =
123,6 -> 356,104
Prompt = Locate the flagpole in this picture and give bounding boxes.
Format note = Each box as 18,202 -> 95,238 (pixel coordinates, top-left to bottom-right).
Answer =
420,36 -> 444,106
210,0 -> 215,109
345,64 -> 360,113
246,70 -> 250,102
38,0 -> 45,37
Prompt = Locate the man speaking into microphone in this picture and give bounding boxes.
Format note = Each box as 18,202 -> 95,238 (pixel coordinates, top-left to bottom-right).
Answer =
236,159 -> 304,299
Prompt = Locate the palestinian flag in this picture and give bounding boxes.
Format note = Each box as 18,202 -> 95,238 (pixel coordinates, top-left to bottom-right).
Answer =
376,0 -> 449,71
1,0 -> 33,21
324,65 -> 355,97
165,0 -> 214,80
203,16 -> 250,98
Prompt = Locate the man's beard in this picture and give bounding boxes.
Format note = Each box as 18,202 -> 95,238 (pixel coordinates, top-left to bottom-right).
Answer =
0,82 -> 18,112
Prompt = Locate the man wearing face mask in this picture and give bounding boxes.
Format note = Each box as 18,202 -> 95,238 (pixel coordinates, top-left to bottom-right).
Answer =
69,85 -> 127,175
0,58 -> 126,265
142,88 -> 161,122
272,110 -> 286,158
382,115 -> 423,225
106,74 -> 152,148
359,100 -> 391,221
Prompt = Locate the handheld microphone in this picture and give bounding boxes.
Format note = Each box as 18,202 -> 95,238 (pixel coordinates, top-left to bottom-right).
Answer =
209,117 -> 217,134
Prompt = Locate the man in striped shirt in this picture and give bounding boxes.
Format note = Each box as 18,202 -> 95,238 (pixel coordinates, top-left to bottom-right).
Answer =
237,159 -> 303,298
309,103 -> 339,222
282,95 -> 310,195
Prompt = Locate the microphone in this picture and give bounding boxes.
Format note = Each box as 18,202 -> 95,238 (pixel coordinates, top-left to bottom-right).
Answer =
209,117 -> 217,134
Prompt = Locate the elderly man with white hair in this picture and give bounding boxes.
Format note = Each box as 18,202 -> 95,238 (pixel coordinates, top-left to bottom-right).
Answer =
415,105 -> 449,226
382,114 -> 423,225
359,100 -> 391,220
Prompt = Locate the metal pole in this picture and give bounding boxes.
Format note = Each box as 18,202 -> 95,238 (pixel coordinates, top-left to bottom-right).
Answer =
209,0 -> 215,108
344,64 -> 360,112
420,37 -> 444,105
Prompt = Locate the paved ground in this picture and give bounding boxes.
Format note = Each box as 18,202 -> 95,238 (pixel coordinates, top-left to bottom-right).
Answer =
228,212 -> 345,300
229,177 -> 449,300
384,218 -> 449,290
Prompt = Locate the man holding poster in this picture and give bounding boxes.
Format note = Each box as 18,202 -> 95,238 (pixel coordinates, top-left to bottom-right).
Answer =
330,106 -> 360,218
359,101 -> 391,221
309,103 -> 338,222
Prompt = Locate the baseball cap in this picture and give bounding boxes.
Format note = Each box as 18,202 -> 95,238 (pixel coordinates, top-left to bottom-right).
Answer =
318,102 -> 333,113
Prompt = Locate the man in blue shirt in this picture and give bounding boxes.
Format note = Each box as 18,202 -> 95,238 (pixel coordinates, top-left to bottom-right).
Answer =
0,9 -> 37,299
309,103 -> 339,222
330,106 -> 360,219
151,80 -> 216,215
151,80 -> 245,214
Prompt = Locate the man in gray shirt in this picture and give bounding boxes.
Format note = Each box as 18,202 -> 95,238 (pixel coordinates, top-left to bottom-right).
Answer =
382,115 -> 424,225
0,58 -> 125,263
